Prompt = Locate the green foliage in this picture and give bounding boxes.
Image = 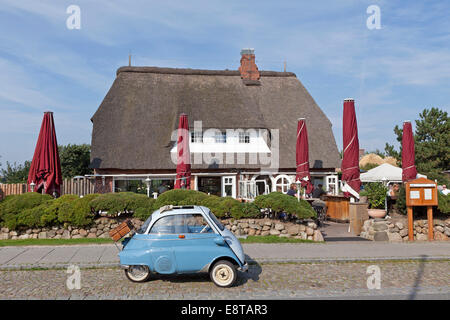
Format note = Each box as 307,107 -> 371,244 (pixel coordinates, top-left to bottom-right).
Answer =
385,107 -> 449,185
90,192 -> 154,215
0,193 -> 52,229
395,185 -> 407,214
0,160 -> 31,183
231,202 -> 260,220
153,189 -> 208,207
254,192 -> 316,219
58,144 -> 92,178
360,183 -> 387,209
437,192 -> 450,215
41,194 -> 79,226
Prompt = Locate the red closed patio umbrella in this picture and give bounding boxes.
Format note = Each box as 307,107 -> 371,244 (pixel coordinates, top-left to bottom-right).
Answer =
295,118 -> 314,195
341,99 -> 361,199
174,113 -> 191,189
401,121 -> 417,182
27,112 -> 62,196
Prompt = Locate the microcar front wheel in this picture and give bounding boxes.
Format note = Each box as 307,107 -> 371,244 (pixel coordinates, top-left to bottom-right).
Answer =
210,260 -> 237,288
124,265 -> 151,283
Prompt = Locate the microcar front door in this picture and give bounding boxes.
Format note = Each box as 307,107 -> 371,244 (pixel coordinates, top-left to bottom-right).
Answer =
147,215 -> 178,274
171,213 -> 221,273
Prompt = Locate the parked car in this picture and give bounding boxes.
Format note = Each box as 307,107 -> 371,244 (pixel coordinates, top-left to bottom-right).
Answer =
119,205 -> 248,287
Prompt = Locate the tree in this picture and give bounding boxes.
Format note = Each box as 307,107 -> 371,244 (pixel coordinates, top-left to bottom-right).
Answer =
58,144 -> 92,178
0,161 -> 31,183
385,107 -> 449,184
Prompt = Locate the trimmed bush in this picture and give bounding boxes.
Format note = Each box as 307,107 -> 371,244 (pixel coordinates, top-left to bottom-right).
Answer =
90,192 -> 154,215
254,192 -> 316,219
153,189 -> 208,208
231,202 -> 260,220
437,192 -> 450,214
0,193 -> 53,230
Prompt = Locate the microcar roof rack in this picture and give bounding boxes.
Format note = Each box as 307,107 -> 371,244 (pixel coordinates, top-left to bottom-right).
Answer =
159,205 -> 195,213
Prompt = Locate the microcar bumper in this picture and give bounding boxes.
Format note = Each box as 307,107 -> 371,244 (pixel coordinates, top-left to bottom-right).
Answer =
238,263 -> 248,272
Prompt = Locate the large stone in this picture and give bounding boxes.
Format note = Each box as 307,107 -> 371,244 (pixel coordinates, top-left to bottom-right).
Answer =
434,231 -> 448,241
399,228 -> 408,237
249,224 -> 261,230
279,234 -> 291,238
238,222 -> 249,229
87,233 -> 97,238
99,233 -> 110,239
373,222 -> 388,232
298,224 -> 306,232
416,234 -> 428,241
31,234 -> 38,239
72,235 -> 83,239
306,227 -> 314,236
71,229 -> 79,235
445,227 -> 450,237
261,231 -> 270,236
287,225 -> 301,236
435,226 -> 445,233
307,235 -> 313,240
418,220 -> 425,227
274,223 -> 284,231
0,233 -> 10,240
9,231 -> 18,236
388,232 -> 402,242
247,229 -> 256,236
62,230 -> 71,239
18,234 -> 29,240
26,229 -> 32,235
374,231 -> 389,241
307,222 -> 317,229
300,232 -> 308,240
269,229 -> 280,236
313,230 -> 324,242
54,235 -> 62,239
1,227 -> 9,233
264,221 -> 272,226
38,232 -> 47,239
47,230 -> 56,238
262,225 -> 270,231
79,229 -> 88,237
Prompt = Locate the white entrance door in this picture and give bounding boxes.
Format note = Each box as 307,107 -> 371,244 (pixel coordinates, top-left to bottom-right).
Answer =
222,176 -> 236,198
325,175 -> 339,195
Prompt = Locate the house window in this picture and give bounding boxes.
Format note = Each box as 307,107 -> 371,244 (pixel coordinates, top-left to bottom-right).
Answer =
274,175 -> 291,194
191,131 -> 203,143
214,131 -> 227,143
239,132 -> 250,143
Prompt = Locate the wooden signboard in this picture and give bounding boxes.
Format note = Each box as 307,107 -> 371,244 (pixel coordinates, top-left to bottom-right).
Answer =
405,177 -> 438,241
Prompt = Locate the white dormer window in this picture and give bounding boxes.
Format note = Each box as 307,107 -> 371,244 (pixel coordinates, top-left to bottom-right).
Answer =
191,131 -> 203,143
239,132 -> 250,143
214,131 -> 227,143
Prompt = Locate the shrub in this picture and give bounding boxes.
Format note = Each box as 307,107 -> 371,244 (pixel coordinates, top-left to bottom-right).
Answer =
437,192 -> 450,214
395,185 -> 407,214
0,193 -> 53,230
231,202 -> 260,220
254,192 -> 316,219
153,189 -> 208,208
41,194 -> 79,226
360,183 -> 388,209
90,192 -> 153,215
16,205 -> 47,228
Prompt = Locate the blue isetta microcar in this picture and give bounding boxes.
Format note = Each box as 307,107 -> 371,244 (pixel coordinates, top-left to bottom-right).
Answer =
119,205 -> 248,287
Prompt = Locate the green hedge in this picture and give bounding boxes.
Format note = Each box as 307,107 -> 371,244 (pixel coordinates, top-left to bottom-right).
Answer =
253,192 -> 316,219
0,193 -> 53,230
0,189 -> 316,230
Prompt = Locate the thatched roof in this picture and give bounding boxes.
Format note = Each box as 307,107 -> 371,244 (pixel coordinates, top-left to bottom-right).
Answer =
91,66 -> 340,171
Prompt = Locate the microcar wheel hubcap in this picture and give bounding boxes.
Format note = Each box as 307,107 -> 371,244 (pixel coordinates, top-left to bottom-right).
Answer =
128,266 -> 148,281
214,265 -> 233,286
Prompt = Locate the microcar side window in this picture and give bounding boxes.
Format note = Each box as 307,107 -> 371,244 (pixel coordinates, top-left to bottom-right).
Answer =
149,214 -> 214,234
137,215 -> 152,234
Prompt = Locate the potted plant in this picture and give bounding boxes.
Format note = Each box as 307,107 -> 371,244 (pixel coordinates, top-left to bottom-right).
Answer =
360,183 -> 388,218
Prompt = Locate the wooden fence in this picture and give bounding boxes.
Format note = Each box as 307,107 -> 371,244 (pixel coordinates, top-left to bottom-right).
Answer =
0,178 -> 96,200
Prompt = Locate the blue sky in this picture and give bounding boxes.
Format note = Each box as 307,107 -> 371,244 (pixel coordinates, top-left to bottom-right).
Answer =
0,0 -> 449,165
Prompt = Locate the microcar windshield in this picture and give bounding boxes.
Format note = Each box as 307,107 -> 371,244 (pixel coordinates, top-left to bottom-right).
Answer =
136,215 -> 152,234
208,210 -> 224,231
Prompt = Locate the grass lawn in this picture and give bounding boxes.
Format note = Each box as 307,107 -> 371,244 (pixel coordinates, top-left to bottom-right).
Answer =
0,235 -> 317,246
239,235 -> 317,244
0,238 -> 114,247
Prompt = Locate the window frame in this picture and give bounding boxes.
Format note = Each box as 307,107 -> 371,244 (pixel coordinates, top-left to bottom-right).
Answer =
148,213 -> 215,235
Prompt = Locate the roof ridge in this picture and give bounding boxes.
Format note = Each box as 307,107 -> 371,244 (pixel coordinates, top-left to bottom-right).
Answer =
116,66 -> 296,77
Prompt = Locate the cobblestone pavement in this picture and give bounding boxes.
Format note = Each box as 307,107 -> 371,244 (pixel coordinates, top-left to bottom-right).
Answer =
0,260 -> 449,299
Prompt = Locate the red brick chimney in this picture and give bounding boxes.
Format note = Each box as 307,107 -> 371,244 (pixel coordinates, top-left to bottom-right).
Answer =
239,48 -> 260,81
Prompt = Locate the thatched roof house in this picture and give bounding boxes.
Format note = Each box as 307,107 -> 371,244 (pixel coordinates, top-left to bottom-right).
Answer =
90,49 -> 340,198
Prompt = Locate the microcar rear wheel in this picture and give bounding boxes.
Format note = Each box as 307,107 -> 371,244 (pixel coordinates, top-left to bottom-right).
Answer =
124,265 -> 151,283
210,260 -> 237,288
